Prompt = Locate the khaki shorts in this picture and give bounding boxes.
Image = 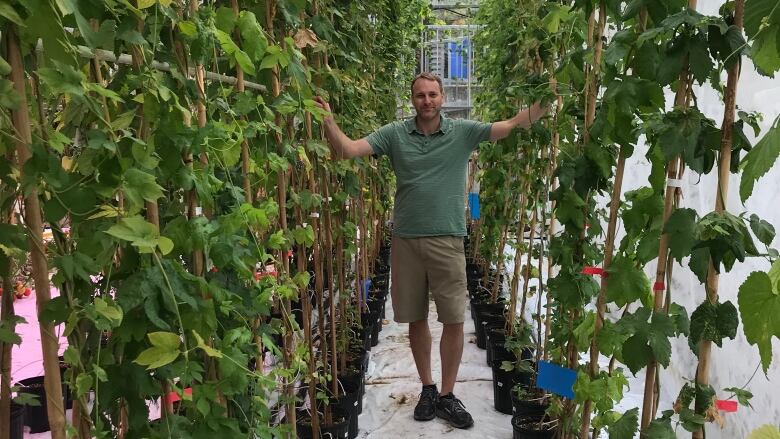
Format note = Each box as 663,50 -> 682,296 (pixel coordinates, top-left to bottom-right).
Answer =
390,235 -> 467,324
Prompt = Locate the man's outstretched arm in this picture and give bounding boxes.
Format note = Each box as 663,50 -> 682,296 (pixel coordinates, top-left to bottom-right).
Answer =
314,97 -> 374,159
489,101 -> 548,142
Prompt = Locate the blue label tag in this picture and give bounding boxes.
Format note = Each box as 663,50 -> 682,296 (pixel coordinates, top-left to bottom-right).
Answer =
537,360 -> 577,399
468,192 -> 480,220
363,279 -> 372,300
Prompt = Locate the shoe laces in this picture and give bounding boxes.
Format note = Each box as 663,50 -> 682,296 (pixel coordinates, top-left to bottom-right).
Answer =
420,386 -> 438,402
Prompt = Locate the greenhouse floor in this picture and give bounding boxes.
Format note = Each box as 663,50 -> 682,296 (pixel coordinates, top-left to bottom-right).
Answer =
9,288 -> 516,438
359,299 -> 514,438
10,289 -> 657,438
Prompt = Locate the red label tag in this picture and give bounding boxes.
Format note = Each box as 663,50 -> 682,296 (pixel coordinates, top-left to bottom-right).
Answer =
653,281 -> 665,292
716,400 -> 738,412
165,387 -> 193,405
255,271 -> 278,280
582,266 -> 605,276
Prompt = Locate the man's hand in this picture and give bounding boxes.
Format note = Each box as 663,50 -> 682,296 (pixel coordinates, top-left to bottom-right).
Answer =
520,101 -> 549,126
489,100 -> 550,142
313,96 -> 333,119
314,96 -> 374,159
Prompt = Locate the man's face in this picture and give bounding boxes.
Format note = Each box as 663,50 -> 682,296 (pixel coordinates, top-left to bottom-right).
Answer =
411,79 -> 444,122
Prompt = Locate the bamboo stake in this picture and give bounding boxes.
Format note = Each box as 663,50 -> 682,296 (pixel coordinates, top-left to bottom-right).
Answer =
265,3 -> 296,435
6,24 -> 67,439
518,205 -> 538,325
543,92 -> 561,362
293,179 -> 320,437
638,0 -> 697,428
569,3 -> 607,436
322,172 -> 339,396
0,199 -> 16,439
231,0 -> 253,204
507,190 -> 529,336
692,2 -> 743,438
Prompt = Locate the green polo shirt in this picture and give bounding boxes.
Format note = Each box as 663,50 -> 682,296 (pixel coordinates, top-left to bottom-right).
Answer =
367,115 -> 492,238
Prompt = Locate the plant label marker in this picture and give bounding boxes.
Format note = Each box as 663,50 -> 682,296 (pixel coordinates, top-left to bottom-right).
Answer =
716,400 -> 738,412
666,178 -> 683,188
468,192 -> 480,220
310,212 -> 320,218
537,360 -> 577,399
653,281 -> 665,292
582,266 -> 606,276
363,279 -> 372,300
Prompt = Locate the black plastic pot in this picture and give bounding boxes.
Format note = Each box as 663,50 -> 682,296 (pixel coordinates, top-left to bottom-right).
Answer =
511,415 -> 558,439
297,405 -> 351,439
370,316 -> 381,347
511,386 -> 549,420
334,373 -> 363,438
59,356 -> 72,410
470,300 -> 505,325
476,312 -> 504,349
491,361 -> 516,414
491,359 -> 534,415
10,402 -> 24,439
17,376 -> 50,433
486,327 -> 507,367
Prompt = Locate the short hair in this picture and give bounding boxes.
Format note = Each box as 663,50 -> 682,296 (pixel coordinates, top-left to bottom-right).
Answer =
411,72 -> 443,95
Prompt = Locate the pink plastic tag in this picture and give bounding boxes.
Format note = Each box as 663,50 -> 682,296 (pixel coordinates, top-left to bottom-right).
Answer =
716,400 -> 738,412
653,281 -> 665,292
582,266 -> 605,276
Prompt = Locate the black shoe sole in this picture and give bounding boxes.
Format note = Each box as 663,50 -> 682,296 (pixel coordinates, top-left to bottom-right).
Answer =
435,408 -> 474,429
414,412 -> 436,421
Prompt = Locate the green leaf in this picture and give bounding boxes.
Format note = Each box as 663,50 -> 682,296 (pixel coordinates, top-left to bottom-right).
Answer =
94,297 -> 123,324
75,373 -> 93,397
192,331 -> 223,358
741,116 -> 780,202
609,408 -> 638,439
723,387 -> 754,407
689,300 -> 739,353
134,346 -> 179,369
541,4 -> 571,33
738,269 -> 780,371
157,236 -> 174,255
605,256 -> 651,307
106,216 -> 164,253
752,25 -> 780,75
178,21 -> 197,38
0,4 -> 25,26
38,63 -> 85,96
749,214 -> 776,246
554,189 -> 586,229
664,208 -> 698,261
215,29 -> 255,75
747,425 -> 780,439
138,0 -> 156,9
642,416 -> 676,439
745,0 -> 780,39
622,334 -> 654,374
215,6 -> 236,33
148,331 -> 181,351
123,168 -> 163,207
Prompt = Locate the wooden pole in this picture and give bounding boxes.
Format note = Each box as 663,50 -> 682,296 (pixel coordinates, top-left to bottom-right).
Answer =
692,2 -> 743,438
6,24 -> 67,439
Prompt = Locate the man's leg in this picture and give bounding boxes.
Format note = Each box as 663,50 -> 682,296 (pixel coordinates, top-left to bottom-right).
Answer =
439,322 -> 464,395
424,236 -> 473,429
409,319 -> 434,386
390,237 -> 438,421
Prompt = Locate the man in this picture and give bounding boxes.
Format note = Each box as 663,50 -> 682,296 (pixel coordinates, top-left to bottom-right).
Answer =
314,72 -> 547,429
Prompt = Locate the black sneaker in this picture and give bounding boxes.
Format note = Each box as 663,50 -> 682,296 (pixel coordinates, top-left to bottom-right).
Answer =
436,393 -> 474,429
414,385 -> 438,421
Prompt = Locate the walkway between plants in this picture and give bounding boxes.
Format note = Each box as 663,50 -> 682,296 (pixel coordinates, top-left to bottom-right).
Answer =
359,298 -> 513,438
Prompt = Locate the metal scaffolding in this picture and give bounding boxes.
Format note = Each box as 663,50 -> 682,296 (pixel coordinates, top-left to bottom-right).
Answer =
418,24 -> 482,119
